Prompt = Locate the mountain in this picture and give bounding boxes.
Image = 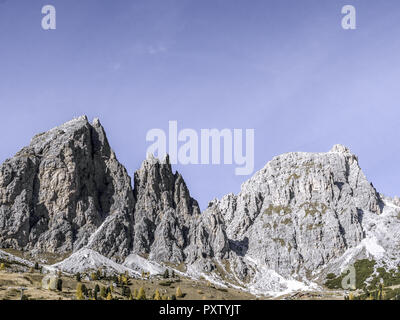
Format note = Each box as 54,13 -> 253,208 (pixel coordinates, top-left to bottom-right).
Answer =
0,116 -> 135,254
1,117 -> 399,296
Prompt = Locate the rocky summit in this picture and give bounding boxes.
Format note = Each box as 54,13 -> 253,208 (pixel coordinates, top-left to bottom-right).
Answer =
1,117 -> 399,296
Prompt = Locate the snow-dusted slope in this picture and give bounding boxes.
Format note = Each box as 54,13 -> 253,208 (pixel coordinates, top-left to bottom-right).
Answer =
50,249 -> 140,277
0,249 -> 34,268
318,196 -> 400,279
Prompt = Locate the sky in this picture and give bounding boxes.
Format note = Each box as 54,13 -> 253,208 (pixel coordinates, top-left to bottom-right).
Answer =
0,0 -> 400,209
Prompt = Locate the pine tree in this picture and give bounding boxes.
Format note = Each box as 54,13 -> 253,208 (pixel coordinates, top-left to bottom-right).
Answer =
34,262 -> 39,270
76,283 -> 84,300
176,286 -> 183,298
75,272 -> 81,282
137,287 -> 146,300
122,286 -> 131,298
56,278 -> 63,291
154,289 -> 161,300
91,272 -> 98,281
94,284 -> 100,300
100,286 -> 107,299
163,269 -> 169,279
171,270 -> 175,278
106,292 -> 113,300
121,275 -> 129,285
81,284 -> 88,296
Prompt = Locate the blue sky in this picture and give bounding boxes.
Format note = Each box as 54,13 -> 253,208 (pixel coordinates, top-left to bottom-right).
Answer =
1,0 -> 400,209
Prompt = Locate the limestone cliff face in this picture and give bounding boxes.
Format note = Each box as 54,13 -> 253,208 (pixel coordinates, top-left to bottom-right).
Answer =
0,116 -> 135,254
205,144 -> 382,280
2,117 -> 395,292
132,155 -> 200,262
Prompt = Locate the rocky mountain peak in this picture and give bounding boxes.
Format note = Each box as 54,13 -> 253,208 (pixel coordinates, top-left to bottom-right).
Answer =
329,144 -> 352,154
1,118 -> 398,296
0,116 -> 134,254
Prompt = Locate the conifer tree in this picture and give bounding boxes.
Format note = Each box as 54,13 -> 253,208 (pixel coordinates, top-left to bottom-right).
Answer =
75,272 -> 81,282
122,286 -> 131,298
176,286 -> 183,298
154,289 -> 161,300
94,284 -> 100,300
76,283 -> 84,300
81,284 -> 88,296
57,278 -> 63,291
121,275 -> 128,285
137,287 -> 146,300
163,269 -> 169,279
106,292 -> 113,300
100,286 -> 107,299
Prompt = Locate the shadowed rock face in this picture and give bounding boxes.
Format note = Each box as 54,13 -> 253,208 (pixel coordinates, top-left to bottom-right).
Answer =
129,155 -> 229,266
0,116 -> 135,254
